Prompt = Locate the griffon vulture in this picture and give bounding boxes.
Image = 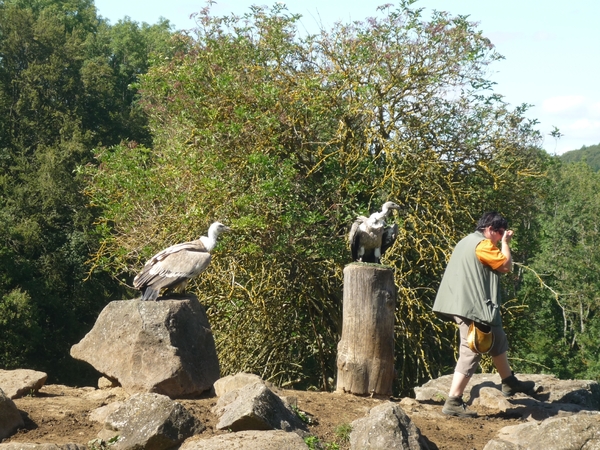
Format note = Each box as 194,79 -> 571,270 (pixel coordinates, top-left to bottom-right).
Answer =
348,201 -> 401,264
133,221 -> 231,301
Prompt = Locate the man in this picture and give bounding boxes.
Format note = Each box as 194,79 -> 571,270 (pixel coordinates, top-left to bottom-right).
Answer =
433,212 -> 535,417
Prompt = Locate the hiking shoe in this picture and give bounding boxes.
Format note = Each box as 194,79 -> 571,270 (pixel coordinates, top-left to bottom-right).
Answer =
442,396 -> 477,417
501,373 -> 536,397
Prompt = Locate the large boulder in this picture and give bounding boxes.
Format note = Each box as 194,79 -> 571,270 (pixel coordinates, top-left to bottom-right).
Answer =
98,393 -> 205,450
70,295 -> 219,397
0,369 -> 47,400
0,388 -> 24,440
180,430 -> 309,449
349,402 -> 428,450
483,411 -> 600,450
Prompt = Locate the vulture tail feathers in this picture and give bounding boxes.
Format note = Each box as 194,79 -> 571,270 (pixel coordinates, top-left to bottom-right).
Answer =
360,253 -> 379,264
141,286 -> 160,301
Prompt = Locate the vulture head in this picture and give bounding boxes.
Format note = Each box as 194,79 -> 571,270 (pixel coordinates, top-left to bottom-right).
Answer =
376,201 -> 401,220
349,201 -> 401,264
133,221 -> 231,301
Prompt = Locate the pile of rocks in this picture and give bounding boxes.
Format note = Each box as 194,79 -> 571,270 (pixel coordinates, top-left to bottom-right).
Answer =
414,373 -> 600,450
0,368 -> 43,440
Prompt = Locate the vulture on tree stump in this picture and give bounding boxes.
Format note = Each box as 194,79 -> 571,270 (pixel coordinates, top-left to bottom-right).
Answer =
348,201 -> 401,264
133,221 -> 231,301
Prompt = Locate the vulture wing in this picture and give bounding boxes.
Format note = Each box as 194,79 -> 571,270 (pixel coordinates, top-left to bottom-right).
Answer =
348,216 -> 368,261
381,223 -> 398,258
133,240 -> 211,300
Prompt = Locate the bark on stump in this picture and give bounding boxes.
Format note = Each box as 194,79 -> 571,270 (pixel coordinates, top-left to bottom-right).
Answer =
336,263 -> 396,396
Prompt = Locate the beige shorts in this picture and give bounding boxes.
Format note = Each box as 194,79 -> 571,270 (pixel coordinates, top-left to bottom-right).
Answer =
454,316 -> 509,377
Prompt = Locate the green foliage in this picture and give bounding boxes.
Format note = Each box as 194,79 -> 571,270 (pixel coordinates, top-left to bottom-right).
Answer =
559,142 -> 600,171
0,289 -> 42,368
88,436 -> 119,450
84,3 -> 547,394
0,0 -> 175,382
334,423 -> 352,443
292,405 -> 313,424
511,161 -> 600,380
304,435 -> 341,450
82,16 -> 177,146
304,436 -> 321,450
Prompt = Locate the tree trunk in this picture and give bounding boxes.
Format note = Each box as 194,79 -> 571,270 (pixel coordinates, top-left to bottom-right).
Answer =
336,263 -> 396,396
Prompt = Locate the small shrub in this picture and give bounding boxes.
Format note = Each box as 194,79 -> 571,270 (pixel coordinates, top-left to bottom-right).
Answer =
293,405 -> 314,424
304,435 -> 322,450
334,423 -> 352,443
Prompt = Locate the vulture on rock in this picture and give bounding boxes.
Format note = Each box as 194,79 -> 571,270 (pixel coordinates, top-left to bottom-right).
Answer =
133,221 -> 231,301
348,201 -> 401,264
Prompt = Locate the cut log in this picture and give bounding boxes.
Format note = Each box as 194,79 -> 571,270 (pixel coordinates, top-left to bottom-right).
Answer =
336,263 -> 396,396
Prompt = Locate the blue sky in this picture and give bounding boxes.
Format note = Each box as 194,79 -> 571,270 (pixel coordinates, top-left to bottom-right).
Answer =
94,0 -> 600,155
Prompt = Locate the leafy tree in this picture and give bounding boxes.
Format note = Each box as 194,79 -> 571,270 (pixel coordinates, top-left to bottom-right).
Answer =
511,161 -> 600,380
560,143 -> 600,171
0,0 -> 174,383
81,16 -> 177,146
84,2 -> 547,394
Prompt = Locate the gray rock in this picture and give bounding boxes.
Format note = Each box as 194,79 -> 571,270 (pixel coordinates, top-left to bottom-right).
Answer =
413,373 -> 600,449
214,373 -> 268,397
349,402 -> 429,450
82,386 -> 128,404
0,388 -> 24,440
473,386 -> 514,412
414,373 -> 505,402
415,373 -> 598,404
483,411 -> 600,450
98,376 -> 119,389
212,381 -> 307,435
414,373 -> 599,421
179,430 -> 309,449
70,295 -> 220,398
0,369 -> 48,399
523,374 -> 600,408
473,386 -> 592,421
89,401 -> 123,424
98,392 -> 205,450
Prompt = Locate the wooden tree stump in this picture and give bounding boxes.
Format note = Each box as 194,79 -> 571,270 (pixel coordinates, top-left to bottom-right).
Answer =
336,263 -> 396,396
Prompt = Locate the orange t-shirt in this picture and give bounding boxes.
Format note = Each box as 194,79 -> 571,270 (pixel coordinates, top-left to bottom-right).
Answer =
475,239 -> 506,270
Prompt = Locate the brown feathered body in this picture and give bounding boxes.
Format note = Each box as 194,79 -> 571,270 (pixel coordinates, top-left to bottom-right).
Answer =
133,222 -> 230,301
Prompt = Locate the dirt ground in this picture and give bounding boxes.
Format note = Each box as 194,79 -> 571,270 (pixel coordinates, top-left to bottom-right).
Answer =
4,384 -> 525,449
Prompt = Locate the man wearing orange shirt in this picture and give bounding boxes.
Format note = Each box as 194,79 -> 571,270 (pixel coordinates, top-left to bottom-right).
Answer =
433,212 -> 535,417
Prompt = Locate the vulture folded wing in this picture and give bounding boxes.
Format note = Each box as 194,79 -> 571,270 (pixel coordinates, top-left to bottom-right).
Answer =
348,216 -> 367,261
146,240 -> 207,263
381,223 -> 398,257
133,241 -> 211,294
148,246 -> 212,279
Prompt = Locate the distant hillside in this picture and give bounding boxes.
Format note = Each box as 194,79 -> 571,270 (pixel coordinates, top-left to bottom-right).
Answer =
560,143 -> 600,171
